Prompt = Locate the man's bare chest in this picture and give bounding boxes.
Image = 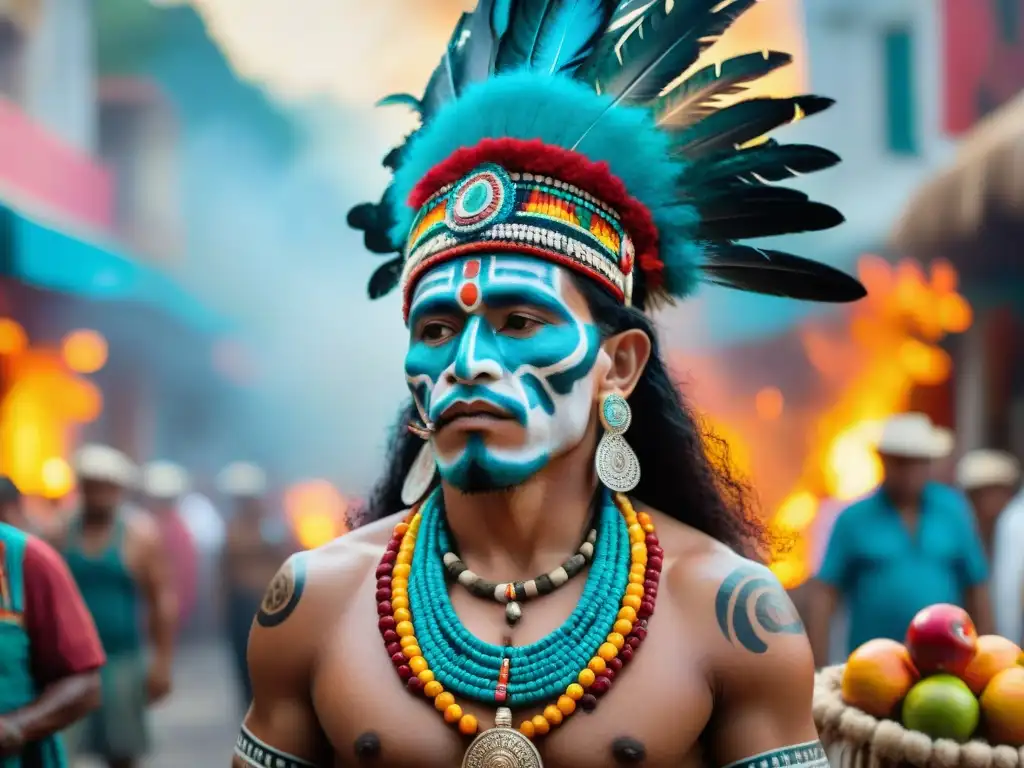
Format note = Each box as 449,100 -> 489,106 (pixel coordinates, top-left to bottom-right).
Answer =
312,580 -> 715,768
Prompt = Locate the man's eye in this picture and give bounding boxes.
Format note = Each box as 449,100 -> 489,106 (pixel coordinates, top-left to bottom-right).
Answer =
502,314 -> 542,333
421,323 -> 455,342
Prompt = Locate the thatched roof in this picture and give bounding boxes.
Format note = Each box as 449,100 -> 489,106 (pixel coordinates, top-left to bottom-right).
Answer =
891,92 -> 1024,262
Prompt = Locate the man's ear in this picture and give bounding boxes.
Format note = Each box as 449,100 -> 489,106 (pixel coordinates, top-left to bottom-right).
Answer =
597,329 -> 652,399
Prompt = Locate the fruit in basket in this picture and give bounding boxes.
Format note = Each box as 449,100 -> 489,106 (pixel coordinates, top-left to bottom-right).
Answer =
901,674 -> 979,742
979,666 -> 1024,746
841,639 -> 919,718
905,603 -> 978,676
961,635 -> 1023,695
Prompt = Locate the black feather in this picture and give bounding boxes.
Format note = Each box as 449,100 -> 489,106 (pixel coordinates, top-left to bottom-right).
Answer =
419,14 -> 470,120
700,243 -> 866,303
347,201 -> 397,255
368,258 -> 403,300
454,0 -> 504,85
696,200 -> 844,240
584,0 -> 758,104
655,51 -> 793,128
692,184 -> 810,207
670,95 -> 835,158
683,143 -> 840,187
382,145 -> 404,171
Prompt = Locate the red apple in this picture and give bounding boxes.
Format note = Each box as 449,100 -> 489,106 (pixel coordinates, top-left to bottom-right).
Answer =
905,604 -> 978,676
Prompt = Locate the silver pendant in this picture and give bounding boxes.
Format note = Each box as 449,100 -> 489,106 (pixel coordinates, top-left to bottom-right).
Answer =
461,708 -> 543,768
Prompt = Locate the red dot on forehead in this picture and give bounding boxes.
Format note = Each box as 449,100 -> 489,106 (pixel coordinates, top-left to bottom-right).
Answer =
458,282 -> 480,309
462,259 -> 481,279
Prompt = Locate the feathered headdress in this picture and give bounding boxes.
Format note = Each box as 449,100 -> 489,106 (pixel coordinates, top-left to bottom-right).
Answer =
348,0 -> 866,318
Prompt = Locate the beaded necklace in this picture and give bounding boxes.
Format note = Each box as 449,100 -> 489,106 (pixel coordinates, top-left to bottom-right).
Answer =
440,527 -> 597,626
374,489 -> 663,742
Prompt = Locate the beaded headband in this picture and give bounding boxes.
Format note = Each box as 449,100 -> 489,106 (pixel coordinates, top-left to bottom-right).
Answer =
401,161 -> 636,316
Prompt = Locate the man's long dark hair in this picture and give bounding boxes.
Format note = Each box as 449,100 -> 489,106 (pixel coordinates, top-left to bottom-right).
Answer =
363,276 -> 767,561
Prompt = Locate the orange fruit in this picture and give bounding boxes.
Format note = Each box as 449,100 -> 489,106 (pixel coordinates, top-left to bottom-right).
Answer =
961,635 -> 1023,695
980,666 -> 1024,746
842,638 -> 920,718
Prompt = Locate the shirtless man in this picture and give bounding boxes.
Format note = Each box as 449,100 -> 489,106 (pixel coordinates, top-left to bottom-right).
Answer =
218,462 -> 296,709
234,2 -> 864,766
60,445 -> 176,768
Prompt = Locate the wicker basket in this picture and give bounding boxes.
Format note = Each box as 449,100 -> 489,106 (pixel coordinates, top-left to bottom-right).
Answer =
813,666 -> 1023,768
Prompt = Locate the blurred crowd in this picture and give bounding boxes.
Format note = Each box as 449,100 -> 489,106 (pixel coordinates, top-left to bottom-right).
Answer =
0,447 -> 299,767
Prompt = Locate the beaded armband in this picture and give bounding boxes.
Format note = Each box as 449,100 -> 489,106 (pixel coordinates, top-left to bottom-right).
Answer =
721,741 -> 829,768
234,725 -> 316,768
400,163 -> 635,319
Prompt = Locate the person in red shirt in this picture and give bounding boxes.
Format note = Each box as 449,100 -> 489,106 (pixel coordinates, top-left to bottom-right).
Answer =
0,475 -> 106,766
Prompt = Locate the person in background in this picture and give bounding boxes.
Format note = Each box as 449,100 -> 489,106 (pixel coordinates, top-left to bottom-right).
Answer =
957,449 -> 1024,644
141,462 -> 198,643
807,413 -> 993,666
956,449 -> 1020,555
217,462 -> 296,711
59,446 -> 176,768
0,475 -> 105,767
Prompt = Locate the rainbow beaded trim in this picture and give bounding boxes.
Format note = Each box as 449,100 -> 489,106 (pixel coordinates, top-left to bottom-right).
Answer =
400,163 -> 636,313
374,490 -> 663,741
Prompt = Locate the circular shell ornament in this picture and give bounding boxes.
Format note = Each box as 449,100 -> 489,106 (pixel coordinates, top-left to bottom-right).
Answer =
446,164 -> 516,234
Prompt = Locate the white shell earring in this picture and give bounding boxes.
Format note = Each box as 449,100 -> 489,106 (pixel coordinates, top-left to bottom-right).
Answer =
594,392 -> 640,493
401,440 -> 437,507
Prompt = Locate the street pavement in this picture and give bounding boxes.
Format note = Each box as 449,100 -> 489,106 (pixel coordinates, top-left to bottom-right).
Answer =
74,640 -> 242,767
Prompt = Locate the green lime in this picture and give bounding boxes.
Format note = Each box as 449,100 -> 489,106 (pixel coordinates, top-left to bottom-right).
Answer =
901,674 -> 979,742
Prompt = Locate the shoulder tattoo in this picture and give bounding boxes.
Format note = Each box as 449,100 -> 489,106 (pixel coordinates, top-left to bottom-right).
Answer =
256,554 -> 307,628
721,741 -> 828,768
714,562 -> 804,654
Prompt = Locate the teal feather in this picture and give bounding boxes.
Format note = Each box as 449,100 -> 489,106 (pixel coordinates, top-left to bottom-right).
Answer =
389,71 -> 703,299
493,0 -> 617,75
654,51 -> 793,128
669,95 -> 835,158
491,0 -> 514,38
376,93 -> 421,113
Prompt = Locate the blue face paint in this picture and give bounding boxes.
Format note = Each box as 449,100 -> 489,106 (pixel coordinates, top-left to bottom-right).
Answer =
405,255 -> 602,491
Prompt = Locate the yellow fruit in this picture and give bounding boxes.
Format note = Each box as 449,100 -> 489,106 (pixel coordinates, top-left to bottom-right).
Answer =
842,638 -> 919,718
980,667 -> 1024,747
961,635 -> 1022,696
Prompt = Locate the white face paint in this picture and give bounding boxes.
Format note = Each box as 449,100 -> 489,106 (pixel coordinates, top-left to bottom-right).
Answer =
404,254 -> 604,491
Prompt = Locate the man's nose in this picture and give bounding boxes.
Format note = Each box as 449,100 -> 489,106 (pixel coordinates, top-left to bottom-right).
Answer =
449,316 -> 502,384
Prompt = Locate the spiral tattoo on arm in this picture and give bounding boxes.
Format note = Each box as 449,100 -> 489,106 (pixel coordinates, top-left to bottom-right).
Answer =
715,563 -> 804,653
256,554 -> 307,629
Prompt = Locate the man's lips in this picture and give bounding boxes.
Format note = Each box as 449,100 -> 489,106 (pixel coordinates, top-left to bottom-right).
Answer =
436,401 -> 514,430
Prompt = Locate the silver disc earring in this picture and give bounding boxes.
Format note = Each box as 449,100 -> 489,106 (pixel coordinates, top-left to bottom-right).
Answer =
595,392 -> 640,493
401,439 -> 437,507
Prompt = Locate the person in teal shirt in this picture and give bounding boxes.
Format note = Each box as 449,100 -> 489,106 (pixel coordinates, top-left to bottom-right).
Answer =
0,477 -> 106,767
807,413 -> 994,665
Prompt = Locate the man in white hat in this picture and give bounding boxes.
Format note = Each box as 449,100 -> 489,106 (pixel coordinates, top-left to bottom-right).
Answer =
142,461 -> 199,640
957,449 -> 1024,643
59,445 -> 177,768
807,413 -> 993,664
216,462 -> 297,712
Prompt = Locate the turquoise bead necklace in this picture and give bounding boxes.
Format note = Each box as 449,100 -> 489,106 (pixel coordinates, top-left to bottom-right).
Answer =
408,487 -> 629,707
